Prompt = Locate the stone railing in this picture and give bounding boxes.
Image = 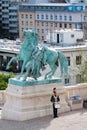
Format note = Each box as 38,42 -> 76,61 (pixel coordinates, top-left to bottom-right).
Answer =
0,90 -> 6,106
65,83 -> 87,100
65,83 -> 87,110
1,83 -> 87,108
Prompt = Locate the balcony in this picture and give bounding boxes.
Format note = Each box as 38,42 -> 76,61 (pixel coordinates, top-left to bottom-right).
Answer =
2,9 -> 9,13
2,20 -> 9,24
9,7 -> 18,10
2,4 -> 9,7
2,26 -> 9,29
2,15 -> 9,18
9,24 -> 18,27
9,12 -> 18,16
9,30 -> 18,33
9,18 -> 18,21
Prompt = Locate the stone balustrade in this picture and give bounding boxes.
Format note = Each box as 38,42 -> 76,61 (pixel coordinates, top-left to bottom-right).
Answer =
0,90 -> 6,106
65,83 -> 87,100
0,83 -> 87,110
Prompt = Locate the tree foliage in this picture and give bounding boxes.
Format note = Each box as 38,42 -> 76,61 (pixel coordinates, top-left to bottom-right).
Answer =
0,73 -> 14,90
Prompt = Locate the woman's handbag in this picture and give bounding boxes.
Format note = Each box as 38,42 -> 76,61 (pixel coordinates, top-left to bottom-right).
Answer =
55,102 -> 60,109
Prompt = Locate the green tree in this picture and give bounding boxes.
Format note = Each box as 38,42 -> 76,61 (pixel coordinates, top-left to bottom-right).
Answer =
0,72 -> 14,90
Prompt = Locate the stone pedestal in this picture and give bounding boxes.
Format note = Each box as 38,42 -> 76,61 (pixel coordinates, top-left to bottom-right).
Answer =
1,78 -> 70,121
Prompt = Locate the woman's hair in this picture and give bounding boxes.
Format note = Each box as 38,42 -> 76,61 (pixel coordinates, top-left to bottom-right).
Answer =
53,88 -> 56,91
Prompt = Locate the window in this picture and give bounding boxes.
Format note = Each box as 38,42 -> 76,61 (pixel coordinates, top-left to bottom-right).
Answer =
42,36 -> 44,40
41,14 -> 44,19
26,14 -> 28,19
59,23 -> 62,28
80,0 -> 84,2
50,6 -> 53,9
42,29 -> 44,33
64,23 -> 67,28
37,21 -> 39,26
46,14 -> 48,20
76,23 -> 83,29
41,6 -> 44,9
46,22 -> 48,27
46,29 -> 48,34
64,16 -> 67,21
46,7 -> 48,9
55,23 -> 57,27
50,14 -> 53,20
69,16 -> 72,21
71,34 -> 74,38
30,14 -> 32,19
42,22 -> 44,26
60,16 -> 62,21
85,6 -> 87,10
22,28 -> 24,32
55,15 -> 57,20
26,21 -> 28,26
76,56 -> 82,65
22,21 -> 24,25
30,21 -> 33,26
50,23 -> 53,27
69,23 -> 72,28
76,75 -> 82,83
65,78 -> 69,85
37,29 -> 40,33
21,14 -> 24,19
66,57 -> 70,66
37,14 -> 39,19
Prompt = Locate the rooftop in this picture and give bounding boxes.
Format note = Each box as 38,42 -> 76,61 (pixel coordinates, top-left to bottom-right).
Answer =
0,39 -> 21,53
21,3 -> 71,6
0,38 -> 87,54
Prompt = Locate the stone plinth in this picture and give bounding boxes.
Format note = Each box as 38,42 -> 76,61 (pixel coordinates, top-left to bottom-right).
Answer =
1,78 -> 70,121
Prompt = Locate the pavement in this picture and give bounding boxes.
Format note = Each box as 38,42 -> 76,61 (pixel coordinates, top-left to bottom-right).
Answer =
0,109 -> 87,130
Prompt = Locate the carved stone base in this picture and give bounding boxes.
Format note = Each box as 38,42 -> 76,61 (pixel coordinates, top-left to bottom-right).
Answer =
1,78 -> 70,121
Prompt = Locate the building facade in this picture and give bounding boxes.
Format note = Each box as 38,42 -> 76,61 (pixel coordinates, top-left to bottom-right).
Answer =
57,45 -> 87,85
0,39 -> 87,85
19,2 -> 87,42
0,0 -> 19,39
0,0 -> 29,40
46,29 -> 84,44
0,0 -> 33,40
